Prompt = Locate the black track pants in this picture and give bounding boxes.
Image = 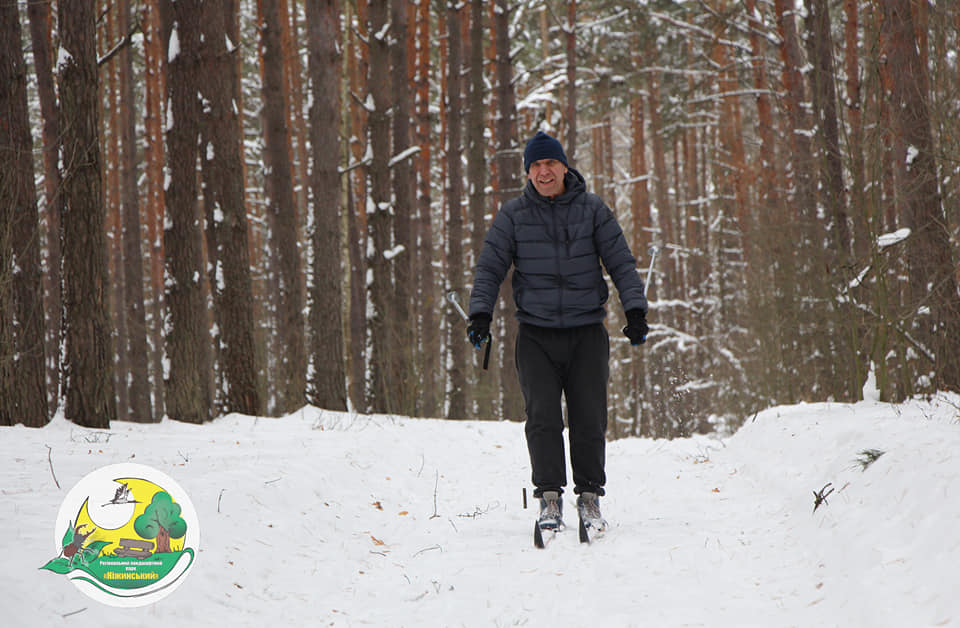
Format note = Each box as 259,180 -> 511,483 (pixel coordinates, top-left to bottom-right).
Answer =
516,323 -> 609,497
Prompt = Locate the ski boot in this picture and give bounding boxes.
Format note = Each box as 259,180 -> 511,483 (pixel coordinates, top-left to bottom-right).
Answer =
533,491 -> 563,548
576,492 -> 608,542
538,491 -> 564,530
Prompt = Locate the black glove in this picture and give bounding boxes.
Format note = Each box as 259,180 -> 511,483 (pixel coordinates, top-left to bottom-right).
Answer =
467,313 -> 491,349
623,309 -> 648,345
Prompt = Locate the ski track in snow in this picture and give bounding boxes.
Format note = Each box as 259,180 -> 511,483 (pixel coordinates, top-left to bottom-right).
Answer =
5,396 -> 960,627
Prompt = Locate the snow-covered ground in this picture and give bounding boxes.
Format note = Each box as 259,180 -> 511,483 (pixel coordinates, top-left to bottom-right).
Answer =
6,394 -> 960,627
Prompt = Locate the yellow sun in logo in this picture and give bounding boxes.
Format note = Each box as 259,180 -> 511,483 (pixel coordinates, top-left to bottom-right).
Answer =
72,477 -> 184,556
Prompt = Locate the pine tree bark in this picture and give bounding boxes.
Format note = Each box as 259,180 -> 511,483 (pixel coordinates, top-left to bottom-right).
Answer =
200,0 -> 263,416
0,3 -> 49,427
880,0 -> 960,392
159,0 -> 212,423
260,0 -> 306,414
491,0 -> 522,421
142,0 -> 167,420
843,0 -> 868,260
804,0 -> 859,402
414,0 -> 439,417
103,7 -> 130,424
774,0 -> 819,401
805,0 -> 850,259
390,0 -> 416,415
305,0 -> 348,411
25,1 -> 61,412
283,2 -> 310,229
466,0 -> 494,419
367,0 -> 397,413
564,0 -> 577,158
59,0 -> 116,429
773,0 -> 817,220
744,0 -> 789,404
346,0 -> 369,411
117,0 -> 154,422
445,1 -> 467,419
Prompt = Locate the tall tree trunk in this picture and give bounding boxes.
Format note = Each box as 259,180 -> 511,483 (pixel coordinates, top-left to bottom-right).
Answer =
491,0 -> 522,421
159,0 -> 212,423
59,0 -> 116,429
367,0 -> 397,413
774,0 -> 820,401
26,1 -> 62,413
142,0 -> 167,421
118,0 -> 154,422
306,0 -> 348,411
466,0 -> 494,419
445,1 -> 467,419
880,0 -> 960,392
200,0 -> 263,416
390,0 -> 416,415
260,0 -> 306,414
103,7 -> 130,425
744,0 -> 787,405
346,0 -> 369,411
414,0 -> 439,417
805,0 -> 859,402
0,3 -> 49,427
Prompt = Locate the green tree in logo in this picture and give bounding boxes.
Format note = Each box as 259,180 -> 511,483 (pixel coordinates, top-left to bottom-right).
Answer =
134,491 -> 187,553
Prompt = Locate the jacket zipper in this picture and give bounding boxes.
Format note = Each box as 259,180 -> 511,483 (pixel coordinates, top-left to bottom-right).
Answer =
551,199 -> 565,327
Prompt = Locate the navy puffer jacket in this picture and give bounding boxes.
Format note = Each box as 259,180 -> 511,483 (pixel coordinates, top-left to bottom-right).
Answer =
469,168 -> 647,328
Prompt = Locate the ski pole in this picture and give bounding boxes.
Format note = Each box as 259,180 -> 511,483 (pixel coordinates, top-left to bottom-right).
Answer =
623,244 -> 659,344
446,290 -> 470,322
644,244 -> 659,296
446,291 -> 491,370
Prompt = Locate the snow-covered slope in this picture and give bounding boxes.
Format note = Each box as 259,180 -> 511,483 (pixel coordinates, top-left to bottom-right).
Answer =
5,395 -> 959,627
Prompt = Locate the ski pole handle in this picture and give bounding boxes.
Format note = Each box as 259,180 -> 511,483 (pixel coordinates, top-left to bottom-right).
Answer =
446,291 -> 470,322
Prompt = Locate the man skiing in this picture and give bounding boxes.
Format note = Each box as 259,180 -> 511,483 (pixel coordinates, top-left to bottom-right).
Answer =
466,130 -> 649,542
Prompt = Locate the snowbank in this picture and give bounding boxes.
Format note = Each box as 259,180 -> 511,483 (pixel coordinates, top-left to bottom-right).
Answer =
4,395 -> 959,626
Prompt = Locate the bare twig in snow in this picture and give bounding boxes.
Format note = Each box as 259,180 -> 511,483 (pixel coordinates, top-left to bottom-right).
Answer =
813,483 -> 834,513
413,545 -> 441,557
430,470 -> 440,519
46,445 -> 60,489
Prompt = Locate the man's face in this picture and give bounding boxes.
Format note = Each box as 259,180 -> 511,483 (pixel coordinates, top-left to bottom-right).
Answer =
527,159 -> 567,198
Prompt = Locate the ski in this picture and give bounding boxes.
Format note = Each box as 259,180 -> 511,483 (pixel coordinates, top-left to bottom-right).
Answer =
533,521 -> 561,548
577,517 -> 607,544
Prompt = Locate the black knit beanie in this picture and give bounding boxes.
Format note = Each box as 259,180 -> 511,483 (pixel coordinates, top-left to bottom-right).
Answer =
523,131 -> 568,173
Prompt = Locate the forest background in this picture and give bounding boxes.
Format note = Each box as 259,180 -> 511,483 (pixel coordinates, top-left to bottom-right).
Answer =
2,0 -> 959,438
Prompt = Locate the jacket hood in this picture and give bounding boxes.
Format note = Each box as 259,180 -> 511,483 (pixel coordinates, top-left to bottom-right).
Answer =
523,168 -> 587,206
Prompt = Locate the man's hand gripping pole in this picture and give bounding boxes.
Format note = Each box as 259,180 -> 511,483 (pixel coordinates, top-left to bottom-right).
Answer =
446,291 -> 492,370
622,244 -> 659,344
